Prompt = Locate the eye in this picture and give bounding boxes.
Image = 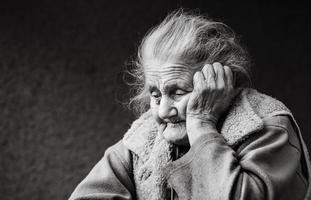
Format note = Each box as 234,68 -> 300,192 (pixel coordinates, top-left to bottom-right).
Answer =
174,89 -> 187,96
151,91 -> 161,98
170,89 -> 188,101
150,91 -> 161,105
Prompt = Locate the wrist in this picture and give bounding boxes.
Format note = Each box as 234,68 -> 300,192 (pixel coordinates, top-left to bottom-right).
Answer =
186,112 -> 217,129
187,111 -> 218,124
186,119 -> 218,146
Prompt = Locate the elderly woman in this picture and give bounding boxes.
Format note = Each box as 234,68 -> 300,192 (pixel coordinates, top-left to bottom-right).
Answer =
69,11 -> 311,200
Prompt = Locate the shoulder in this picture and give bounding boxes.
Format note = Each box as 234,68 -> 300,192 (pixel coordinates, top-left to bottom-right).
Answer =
243,90 -> 311,198
244,88 -> 291,119
262,115 -> 302,152
98,140 -> 133,171
221,88 -> 294,146
238,88 -> 301,150
107,140 -> 132,159
244,89 -> 299,146
229,89 -> 302,155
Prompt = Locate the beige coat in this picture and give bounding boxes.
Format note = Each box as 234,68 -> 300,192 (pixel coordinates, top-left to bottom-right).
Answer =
69,89 -> 311,200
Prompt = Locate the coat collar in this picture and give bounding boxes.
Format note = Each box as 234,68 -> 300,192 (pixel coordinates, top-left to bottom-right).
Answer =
122,88 -> 277,156
220,88 -> 264,145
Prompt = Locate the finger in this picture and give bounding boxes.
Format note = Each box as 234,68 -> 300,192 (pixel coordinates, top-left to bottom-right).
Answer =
213,62 -> 225,89
202,64 -> 215,81
202,64 -> 216,89
201,64 -> 213,80
224,65 -> 233,90
193,71 -> 205,91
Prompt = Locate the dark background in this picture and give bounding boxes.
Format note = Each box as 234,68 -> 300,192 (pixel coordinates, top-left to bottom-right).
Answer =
0,1 -> 310,199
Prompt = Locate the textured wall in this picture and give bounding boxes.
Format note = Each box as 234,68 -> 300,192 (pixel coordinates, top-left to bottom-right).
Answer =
0,1 -> 310,199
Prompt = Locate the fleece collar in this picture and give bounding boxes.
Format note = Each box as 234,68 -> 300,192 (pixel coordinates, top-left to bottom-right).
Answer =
122,88 -> 284,156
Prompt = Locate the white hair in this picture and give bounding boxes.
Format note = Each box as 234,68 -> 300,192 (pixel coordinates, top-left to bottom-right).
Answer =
128,9 -> 251,115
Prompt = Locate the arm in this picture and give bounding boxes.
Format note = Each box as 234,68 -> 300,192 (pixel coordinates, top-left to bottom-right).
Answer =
180,63 -> 307,199
165,115 -> 307,200
69,141 -> 136,200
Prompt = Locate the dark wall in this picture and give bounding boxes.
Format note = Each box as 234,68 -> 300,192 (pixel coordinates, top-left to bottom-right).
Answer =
0,1 -> 310,199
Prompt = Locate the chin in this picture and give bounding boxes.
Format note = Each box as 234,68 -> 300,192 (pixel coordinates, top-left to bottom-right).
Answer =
162,122 -> 189,145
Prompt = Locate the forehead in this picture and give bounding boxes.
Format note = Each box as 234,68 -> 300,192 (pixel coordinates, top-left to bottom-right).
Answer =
145,63 -> 193,88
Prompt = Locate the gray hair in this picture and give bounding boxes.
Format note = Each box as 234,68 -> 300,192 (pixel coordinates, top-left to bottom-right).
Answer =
127,9 -> 251,115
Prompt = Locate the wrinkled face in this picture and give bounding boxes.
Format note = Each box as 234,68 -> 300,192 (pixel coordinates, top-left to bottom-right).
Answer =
145,62 -> 194,145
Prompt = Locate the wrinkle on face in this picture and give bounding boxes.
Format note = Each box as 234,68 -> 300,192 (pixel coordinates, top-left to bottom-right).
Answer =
145,63 -> 194,94
144,62 -> 194,145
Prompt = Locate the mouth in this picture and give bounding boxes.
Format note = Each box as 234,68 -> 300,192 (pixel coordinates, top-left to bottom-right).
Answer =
166,121 -> 186,128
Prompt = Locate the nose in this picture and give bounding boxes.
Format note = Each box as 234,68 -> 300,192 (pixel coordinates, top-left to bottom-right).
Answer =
158,96 -> 177,120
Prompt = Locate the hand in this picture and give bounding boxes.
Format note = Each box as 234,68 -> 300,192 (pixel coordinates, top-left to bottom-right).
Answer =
186,62 -> 235,145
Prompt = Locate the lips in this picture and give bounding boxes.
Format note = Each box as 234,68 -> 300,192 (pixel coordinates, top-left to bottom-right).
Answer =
166,121 -> 186,128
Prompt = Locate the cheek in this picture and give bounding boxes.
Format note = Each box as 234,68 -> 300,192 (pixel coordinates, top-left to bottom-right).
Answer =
150,100 -> 161,123
149,94 -> 190,122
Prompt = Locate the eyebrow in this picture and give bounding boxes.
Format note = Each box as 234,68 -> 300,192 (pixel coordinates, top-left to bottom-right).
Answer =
148,85 -> 159,92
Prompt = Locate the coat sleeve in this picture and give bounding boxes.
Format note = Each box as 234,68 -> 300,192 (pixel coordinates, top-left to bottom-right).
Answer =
165,115 -> 308,200
69,141 -> 136,200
